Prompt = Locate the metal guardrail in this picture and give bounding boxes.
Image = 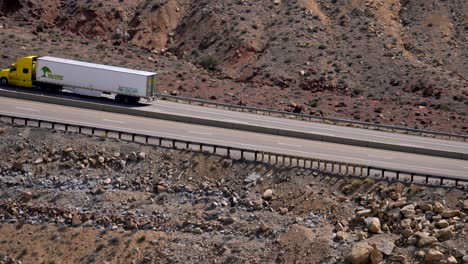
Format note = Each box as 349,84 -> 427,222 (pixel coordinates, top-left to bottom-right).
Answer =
1,113 -> 466,189
156,93 -> 468,142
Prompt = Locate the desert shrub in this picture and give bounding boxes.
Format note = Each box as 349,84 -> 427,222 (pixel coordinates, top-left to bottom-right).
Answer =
318,44 -> 327,50
308,99 -> 319,107
351,179 -> 362,189
199,56 -> 220,71
108,237 -> 120,246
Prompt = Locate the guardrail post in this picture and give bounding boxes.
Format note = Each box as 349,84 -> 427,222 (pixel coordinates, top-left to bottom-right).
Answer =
367,167 -> 371,176
267,153 -> 271,163
410,173 -> 414,182
360,166 -> 364,176
159,138 -> 162,146
331,162 -> 335,173
425,176 -> 429,184
186,142 -> 189,149
439,177 -> 443,186
52,122 -> 55,129
396,172 -> 400,180
345,163 -> 349,175
227,147 -> 231,158
38,120 -> 42,127
241,150 -> 244,159
132,134 -> 135,142
338,163 -> 342,174
145,136 -> 149,144
254,151 -> 258,161
172,140 -> 176,149
200,144 -> 203,151
455,179 -> 459,187
214,146 -> 217,154
352,165 -> 356,175
381,169 -> 385,178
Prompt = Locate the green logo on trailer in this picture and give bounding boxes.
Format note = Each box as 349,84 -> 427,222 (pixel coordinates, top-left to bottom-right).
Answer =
41,66 -> 64,80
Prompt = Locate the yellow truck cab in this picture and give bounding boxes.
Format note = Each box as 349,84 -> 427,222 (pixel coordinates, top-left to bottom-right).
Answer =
0,56 -> 37,88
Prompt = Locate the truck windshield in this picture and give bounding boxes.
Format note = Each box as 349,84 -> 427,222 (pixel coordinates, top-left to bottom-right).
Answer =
9,65 -> 16,71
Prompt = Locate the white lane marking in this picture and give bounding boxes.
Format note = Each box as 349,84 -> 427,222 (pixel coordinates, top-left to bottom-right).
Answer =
188,131 -> 212,136
102,119 -> 126,124
15,107 -> 40,112
223,119 -> 249,125
157,102 -> 468,150
2,110 -> 466,175
400,144 -> 422,148
278,142 -> 302,148
368,155 -> 393,160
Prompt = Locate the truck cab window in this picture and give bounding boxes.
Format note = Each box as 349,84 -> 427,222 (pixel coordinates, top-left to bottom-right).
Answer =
10,66 -> 16,72
23,68 -> 29,74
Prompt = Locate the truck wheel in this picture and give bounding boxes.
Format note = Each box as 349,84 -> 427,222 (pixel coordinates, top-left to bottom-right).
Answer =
0,78 -> 7,85
115,95 -> 139,104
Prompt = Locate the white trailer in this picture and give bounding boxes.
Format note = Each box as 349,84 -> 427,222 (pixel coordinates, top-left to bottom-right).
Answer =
35,56 -> 156,103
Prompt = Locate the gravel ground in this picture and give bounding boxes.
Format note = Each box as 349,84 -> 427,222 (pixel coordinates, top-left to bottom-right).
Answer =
0,123 -> 467,264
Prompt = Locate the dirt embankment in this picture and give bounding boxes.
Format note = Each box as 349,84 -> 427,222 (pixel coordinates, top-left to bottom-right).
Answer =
0,123 -> 467,263
0,0 -> 466,134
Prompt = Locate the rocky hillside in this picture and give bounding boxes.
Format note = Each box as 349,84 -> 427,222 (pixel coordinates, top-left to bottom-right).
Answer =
0,119 -> 468,263
0,0 -> 467,134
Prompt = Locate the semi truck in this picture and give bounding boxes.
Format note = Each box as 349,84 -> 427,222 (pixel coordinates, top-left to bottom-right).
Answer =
0,56 -> 156,103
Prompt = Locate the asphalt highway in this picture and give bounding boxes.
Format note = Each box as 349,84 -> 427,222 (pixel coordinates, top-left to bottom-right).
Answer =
138,100 -> 468,157
1,97 -> 467,178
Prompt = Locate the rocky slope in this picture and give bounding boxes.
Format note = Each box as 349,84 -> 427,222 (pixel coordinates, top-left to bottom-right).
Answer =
0,0 -> 466,134
0,121 -> 467,263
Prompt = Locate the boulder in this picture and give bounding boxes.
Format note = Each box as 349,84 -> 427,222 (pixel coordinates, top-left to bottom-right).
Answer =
262,189 -> 273,200
137,152 -> 146,160
425,249 -> 444,262
433,227 -> 454,240
436,220 -> 449,229
388,192 -> 400,200
127,152 -> 138,162
363,234 -> 398,255
447,256 -> 457,264
415,232 -> 437,247
336,231 -> 349,241
357,209 -> 372,217
434,202 -> 444,214
370,245 -> 383,264
64,147 -> 74,153
419,203 -> 433,212
357,231 -> 368,241
402,228 -> 414,238
21,191 -> 33,202
72,214 -> 82,226
441,210 -> 460,219
365,217 -> 381,233
347,242 -> 373,264
401,204 -> 416,219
